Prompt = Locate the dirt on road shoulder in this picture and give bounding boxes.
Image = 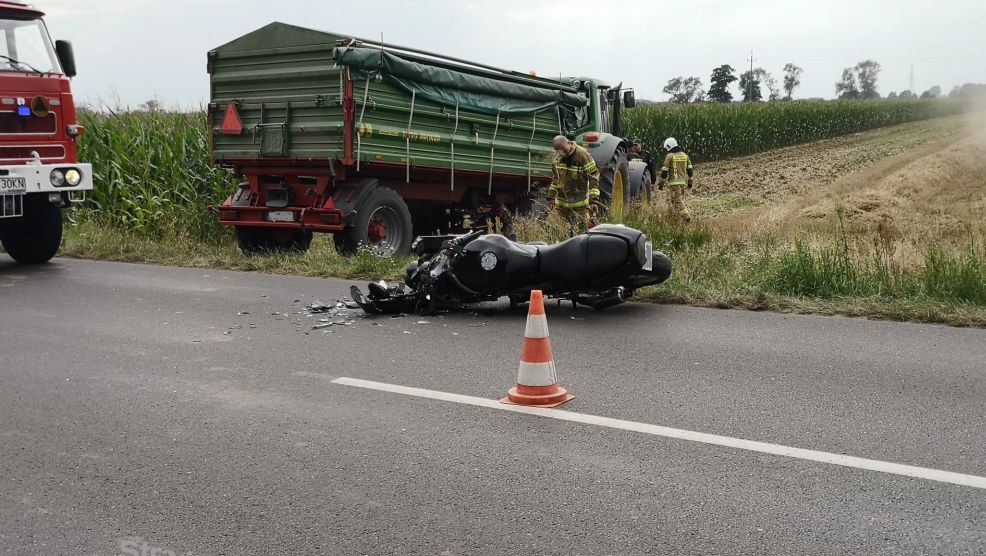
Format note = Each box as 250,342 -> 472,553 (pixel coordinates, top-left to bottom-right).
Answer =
689,116 -> 967,215
685,114 -> 985,257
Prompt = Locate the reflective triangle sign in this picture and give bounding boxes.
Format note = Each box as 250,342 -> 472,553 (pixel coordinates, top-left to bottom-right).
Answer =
221,102 -> 244,135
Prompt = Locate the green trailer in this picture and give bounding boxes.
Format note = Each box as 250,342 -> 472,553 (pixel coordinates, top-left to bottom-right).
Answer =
209,22 -> 649,256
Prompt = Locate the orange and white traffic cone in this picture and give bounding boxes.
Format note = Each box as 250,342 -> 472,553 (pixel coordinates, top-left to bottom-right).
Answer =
500,290 -> 574,408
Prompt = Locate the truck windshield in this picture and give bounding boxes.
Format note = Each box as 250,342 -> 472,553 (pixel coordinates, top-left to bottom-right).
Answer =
0,18 -> 60,74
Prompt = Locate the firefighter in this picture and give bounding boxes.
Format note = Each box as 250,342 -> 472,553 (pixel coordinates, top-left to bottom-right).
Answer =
547,135 -> 601,232
628,139 -> 653,171
658,137 -> 693,223
628,139 -> 657,191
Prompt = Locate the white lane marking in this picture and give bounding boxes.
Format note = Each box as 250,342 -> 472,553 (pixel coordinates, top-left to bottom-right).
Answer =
332,377 -> 986,490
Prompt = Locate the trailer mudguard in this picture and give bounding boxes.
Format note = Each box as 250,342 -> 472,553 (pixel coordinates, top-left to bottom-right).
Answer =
331,178 -> 384,225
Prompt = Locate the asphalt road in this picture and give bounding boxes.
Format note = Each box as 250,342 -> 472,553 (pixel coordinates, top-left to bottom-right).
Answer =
1,257 -> 984,555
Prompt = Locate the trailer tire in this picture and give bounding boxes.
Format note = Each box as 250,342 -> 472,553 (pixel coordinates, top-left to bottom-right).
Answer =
0,195 -> 62,264
235,226 -> 313,255
599,148 -> 630,219
334,186 -> 413,257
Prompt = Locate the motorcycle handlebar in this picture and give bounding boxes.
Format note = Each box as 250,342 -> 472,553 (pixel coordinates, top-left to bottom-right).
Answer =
453,229 -> 484,247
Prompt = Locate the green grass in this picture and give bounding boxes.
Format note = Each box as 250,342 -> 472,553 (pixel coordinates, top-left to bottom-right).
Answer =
59,201 -> 986,327
692,194 -> 762,215
61,216 -> 410,282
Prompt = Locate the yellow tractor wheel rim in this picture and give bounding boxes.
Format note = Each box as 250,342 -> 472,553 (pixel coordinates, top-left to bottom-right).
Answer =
611,171 -> 625,219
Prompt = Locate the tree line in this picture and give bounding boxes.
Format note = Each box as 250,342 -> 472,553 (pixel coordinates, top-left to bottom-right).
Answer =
662,61 -> 985,103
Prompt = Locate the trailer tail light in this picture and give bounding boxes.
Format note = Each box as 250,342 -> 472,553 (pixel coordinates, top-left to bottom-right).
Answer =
582,132 -> 601,143
319,213 -> 341,226
219,210 -> 239,221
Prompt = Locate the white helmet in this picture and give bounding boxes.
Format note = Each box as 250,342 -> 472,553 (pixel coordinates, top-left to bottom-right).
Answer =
663,137 -> 679,151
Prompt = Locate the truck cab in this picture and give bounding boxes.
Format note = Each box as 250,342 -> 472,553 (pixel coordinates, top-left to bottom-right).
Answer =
0,1 -> 92,264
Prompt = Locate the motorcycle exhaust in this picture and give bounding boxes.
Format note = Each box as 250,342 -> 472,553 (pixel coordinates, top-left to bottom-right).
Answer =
579,287 -> 632,310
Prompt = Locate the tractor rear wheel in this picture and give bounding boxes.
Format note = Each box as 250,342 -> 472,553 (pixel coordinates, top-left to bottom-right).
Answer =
599,148 -> 630,219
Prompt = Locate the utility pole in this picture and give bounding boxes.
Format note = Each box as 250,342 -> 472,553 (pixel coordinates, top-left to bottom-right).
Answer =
747,50 -> 756,102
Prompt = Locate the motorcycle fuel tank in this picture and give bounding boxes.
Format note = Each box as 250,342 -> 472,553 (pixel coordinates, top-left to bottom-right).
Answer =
453,234 -> 539,293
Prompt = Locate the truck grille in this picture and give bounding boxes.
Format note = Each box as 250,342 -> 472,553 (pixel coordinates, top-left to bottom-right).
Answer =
0,111 -> 56,134
0,144 -> 65,161
1,194 -> 23,218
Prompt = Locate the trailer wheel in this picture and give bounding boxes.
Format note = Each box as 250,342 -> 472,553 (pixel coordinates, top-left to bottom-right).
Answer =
334,186 -> 413,257
599,148 -> 630,219
0,195 -> 62,264
234,226 -> 313,256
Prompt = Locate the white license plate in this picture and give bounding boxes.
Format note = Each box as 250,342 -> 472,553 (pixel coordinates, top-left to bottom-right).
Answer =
0,176 -> 26,194
643,241 -> 653,271
267,211 -> 296,222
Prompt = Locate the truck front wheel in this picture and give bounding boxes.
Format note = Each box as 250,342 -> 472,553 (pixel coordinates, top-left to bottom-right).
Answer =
0,195 -> 62,264
334,186 -> 413,257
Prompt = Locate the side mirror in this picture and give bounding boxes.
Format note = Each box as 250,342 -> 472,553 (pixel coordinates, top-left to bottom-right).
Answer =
623,90 -> 636,109
55,40 -> 76,77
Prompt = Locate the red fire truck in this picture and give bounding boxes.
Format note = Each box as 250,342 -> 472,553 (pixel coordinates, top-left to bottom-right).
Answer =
0,1 -> 90,264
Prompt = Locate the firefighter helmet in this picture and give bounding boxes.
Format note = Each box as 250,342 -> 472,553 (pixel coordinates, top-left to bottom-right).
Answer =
663,137 -> 679,151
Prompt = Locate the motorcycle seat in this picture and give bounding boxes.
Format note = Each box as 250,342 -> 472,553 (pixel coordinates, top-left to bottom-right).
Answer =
538,233 -> 630,284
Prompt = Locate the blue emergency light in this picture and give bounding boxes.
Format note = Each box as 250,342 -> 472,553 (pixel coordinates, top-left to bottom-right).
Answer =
17,106 -> 30,116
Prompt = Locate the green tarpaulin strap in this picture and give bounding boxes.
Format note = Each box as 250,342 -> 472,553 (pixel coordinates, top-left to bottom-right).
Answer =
450,104 -> 459,192
356,76 -> 372,172
406,90 -> 415,183
527,112 -> 537,193
489,110 -> 500,195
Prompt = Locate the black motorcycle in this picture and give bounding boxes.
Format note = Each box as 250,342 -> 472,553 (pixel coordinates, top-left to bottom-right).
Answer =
351,224 -> 672,314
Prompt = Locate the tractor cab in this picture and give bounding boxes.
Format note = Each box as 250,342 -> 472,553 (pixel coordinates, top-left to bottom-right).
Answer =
562,78 -> 636,139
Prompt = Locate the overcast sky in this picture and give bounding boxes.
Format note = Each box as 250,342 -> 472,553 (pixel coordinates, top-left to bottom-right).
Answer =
40,0 -> 986,109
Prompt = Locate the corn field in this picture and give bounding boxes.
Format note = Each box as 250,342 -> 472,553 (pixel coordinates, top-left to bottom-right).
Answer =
77,110 -> 237,239
75,99 -> 969,237
623,98 -> 969,162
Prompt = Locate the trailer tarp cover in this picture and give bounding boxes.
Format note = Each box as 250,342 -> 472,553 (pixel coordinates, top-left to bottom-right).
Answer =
334,47 -> 587,117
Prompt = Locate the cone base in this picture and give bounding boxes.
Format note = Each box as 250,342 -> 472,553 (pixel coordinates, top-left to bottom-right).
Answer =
500,386 -> 574,408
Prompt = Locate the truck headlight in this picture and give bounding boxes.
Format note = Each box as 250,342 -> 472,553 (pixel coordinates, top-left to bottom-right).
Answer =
50,169 -> 65,187
65,169 -> 81,186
